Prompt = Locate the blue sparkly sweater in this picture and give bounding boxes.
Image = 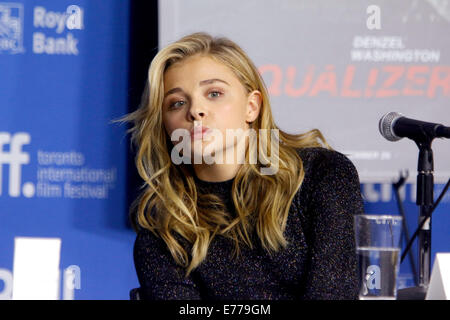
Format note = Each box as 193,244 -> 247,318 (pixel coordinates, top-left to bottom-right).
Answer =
133,147 -> 364,300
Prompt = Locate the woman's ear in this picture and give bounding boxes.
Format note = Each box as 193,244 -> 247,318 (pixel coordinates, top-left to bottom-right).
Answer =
246,90 -> 262,124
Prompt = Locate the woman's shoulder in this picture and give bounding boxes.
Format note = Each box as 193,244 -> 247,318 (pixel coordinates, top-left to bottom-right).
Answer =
134,228 -> 161,253
134,227 -> 191,256
293,147 -> 361,194
133,228 -> 178,265
295,147 -> 356,172
291,147 -> 364,222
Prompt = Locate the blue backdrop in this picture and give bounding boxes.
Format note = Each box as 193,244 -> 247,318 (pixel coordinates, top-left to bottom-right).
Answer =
0,0 -> 138,299
0,0 -> 448,299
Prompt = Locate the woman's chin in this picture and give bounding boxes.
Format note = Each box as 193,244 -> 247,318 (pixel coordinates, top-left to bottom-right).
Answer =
189,145 -> 228,165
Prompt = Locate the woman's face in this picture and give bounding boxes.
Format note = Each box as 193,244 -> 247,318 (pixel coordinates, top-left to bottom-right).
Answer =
162,54 -> 261,163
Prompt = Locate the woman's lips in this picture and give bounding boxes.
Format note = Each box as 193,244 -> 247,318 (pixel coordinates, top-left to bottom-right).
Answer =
190,126 -> 211,140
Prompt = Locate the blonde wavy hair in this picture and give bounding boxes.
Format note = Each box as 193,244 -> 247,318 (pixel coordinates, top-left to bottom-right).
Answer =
124,32 -> 330,277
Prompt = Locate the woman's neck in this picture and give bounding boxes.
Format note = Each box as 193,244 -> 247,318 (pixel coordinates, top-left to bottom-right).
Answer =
193,163 -> 241,182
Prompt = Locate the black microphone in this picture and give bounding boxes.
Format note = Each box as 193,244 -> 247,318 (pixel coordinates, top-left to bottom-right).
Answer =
379,112 -> 450,142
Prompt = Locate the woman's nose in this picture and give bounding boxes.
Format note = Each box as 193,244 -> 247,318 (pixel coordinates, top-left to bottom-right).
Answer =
188,101 -> 206,121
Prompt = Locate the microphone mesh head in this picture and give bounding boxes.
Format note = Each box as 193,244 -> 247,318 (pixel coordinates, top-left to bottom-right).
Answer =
379,112 -> 403,141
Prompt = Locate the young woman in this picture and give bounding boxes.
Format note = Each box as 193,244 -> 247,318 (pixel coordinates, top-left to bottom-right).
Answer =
126,32 -> 364,300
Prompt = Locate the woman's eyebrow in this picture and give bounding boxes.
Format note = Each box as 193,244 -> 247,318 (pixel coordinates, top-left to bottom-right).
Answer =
199,78 -> 230,86
164,79 -> 230,98
164,87 -> 183,98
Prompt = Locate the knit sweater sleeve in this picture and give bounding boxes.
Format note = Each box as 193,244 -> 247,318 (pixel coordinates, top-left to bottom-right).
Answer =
299,149 -> 363,300
133,228 -> 201,300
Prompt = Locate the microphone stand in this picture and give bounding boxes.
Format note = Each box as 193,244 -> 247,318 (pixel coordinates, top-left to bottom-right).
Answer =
392,171 -> 418,286
397,138 -> 434,300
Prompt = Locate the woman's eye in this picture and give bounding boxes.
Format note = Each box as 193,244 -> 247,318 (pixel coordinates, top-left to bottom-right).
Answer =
208,91 -> 222,98
170,100 -> 185,109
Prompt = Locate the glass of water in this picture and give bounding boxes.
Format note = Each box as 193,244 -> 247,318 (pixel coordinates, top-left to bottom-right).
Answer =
354,214 -> 403,300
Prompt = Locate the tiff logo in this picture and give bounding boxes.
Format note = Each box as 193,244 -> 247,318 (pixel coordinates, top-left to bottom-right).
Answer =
0,132 -> 34,197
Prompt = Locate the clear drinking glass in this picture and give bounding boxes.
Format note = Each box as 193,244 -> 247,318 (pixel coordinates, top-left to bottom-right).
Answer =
354,214 -> 403,300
